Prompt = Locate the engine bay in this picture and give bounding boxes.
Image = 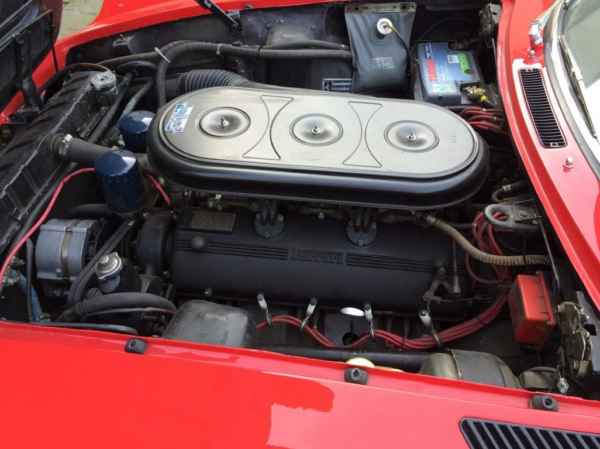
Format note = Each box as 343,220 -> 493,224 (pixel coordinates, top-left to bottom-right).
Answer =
1,1 -> 599,400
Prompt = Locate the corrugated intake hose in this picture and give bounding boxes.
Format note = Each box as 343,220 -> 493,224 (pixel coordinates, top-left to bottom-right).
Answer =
155,43 -> 353,107
176,69 -> 287,98
56,293 -> 177,323
417,213 -> 553,266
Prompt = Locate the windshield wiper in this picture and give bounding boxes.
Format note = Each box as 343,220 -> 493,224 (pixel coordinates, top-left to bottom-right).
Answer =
528,0 -> 563,46
559,35 -> 598,137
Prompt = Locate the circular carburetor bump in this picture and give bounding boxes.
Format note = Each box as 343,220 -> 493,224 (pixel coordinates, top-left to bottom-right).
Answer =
291,115 -> 342,146
385,121 -> 439,152
271,97 -> 361,164
199,107 -> 250,138
366,102 -> 479,178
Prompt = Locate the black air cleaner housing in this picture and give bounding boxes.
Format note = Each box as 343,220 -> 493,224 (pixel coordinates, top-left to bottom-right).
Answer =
147,87 -> 488,209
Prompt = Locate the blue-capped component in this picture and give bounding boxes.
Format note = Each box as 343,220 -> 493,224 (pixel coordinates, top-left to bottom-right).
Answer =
94,150 -> 147,214
119,110 -> 154,153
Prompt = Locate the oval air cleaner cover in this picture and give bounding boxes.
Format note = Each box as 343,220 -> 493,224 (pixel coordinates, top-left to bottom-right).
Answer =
147,87 -> 488,209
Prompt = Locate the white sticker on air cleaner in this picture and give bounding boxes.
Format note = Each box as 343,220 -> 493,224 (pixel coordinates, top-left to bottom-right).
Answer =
165,104 -> 194,132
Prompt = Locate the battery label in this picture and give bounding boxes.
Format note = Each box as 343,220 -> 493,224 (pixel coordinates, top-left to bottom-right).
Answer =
417,43 -> 481,105
165,104 -> 194,133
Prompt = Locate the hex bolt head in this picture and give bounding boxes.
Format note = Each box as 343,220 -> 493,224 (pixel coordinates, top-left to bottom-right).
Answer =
371,222 -> 377,229
264,232 -> 271,238
318,212 -> 325,219
527,49 -> 536,59
142,212 -> 150,220
358,239 -> 365,246
277,215 -> 284,221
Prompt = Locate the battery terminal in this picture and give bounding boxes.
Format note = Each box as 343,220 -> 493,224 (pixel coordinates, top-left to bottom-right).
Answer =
464,86 -> 488,103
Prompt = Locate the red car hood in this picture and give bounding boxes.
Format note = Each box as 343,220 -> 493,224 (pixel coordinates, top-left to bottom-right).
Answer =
2,321 -> 600,448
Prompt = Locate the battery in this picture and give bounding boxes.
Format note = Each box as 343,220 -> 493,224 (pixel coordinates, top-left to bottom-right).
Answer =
413,42 -> 482,106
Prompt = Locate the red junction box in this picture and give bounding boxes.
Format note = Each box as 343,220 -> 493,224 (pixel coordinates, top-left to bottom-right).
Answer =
507,273 -> 556,349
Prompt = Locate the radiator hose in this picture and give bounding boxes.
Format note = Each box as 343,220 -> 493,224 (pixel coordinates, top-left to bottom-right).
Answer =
415,213 -> 552,266
56,292 -> 177,323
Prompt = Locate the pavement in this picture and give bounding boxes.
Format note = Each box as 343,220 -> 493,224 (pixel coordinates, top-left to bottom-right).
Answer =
59,0 -> 104,38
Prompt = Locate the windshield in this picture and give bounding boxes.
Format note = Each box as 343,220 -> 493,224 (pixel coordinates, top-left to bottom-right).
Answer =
562,0 -> 600,124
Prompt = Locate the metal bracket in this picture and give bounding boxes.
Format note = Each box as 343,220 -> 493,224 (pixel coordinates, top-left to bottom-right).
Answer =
556,302 -> 592,378
14,30 -> 43,117
300,298 -> 317,332
419,309 -> 443,349
483,201 -> 541,233
191,0 -> 241,29
364,303 -> 376,342
257,293 -> 273,327
423,267 -> 457,302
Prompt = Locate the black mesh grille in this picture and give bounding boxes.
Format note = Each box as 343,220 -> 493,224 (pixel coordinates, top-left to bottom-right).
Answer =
461,418 -> 600,449
519,68 -> 566,148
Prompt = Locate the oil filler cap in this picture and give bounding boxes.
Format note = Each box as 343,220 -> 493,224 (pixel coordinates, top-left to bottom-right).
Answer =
199,108 -> 250,137
385,121 -> 438,152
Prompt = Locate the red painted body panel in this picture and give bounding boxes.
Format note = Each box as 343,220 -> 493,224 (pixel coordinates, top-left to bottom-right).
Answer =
1,321 -> 600,448
497,0 -> 600,307
1,0 -> 600,440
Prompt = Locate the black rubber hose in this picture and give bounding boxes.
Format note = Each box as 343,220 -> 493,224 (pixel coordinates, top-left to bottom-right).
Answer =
67,204 -> 114,219
122,77 -> 155,117
87,72 -> 134,143
99,40 -> 196,68
492,180 -> 528,203
491,188 -> 504,204
173,69 -> 288,99
182,69 -> 247,91
482,99 -> 501,109
56,292 -> 177,323
265,40 -> 349,50
52,137 -> 112,166
37,63 -> 110,96
51,136 -> 157,174
259,345 -> 430,372
156,43 -> 353,106
114,61 -> 158,74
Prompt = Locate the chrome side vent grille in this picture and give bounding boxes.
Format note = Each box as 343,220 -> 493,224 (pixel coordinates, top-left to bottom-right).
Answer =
519,68 -> 566,148
461,418 -> 600,449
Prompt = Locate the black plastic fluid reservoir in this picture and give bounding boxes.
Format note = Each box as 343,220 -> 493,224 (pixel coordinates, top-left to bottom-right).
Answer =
95,149 -> 147,214
119,110 -> 154,153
